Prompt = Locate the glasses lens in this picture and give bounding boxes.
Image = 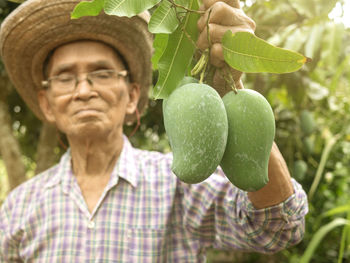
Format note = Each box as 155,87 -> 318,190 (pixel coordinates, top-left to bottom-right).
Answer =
51,74 -> 75,91
90,70 -> 117,86
46,70 -> 126,94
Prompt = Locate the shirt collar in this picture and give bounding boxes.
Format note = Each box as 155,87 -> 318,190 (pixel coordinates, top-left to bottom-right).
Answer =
44,149 -> 73,189
111,136 -> 138,188
44,135 -> 138,189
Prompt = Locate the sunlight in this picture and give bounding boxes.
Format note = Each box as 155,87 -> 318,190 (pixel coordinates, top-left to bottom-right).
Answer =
329,1 -> 350,28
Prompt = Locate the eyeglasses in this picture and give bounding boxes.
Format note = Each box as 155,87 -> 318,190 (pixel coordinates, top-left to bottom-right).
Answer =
41,69 -> 128,93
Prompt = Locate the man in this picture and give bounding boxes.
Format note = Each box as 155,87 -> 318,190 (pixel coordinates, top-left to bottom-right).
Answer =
0,0 -> 308,262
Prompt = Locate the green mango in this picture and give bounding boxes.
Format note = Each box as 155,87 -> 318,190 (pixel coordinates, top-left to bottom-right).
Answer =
177,76 -> 199,87
220,89 -> 275,191
300,110 -> 316,136
303,136 -> 314,155
163,83 -> 228,184
293,160 -> 308,181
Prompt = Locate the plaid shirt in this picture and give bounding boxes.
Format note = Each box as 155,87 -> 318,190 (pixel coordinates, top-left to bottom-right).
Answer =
0,137 -> 308,262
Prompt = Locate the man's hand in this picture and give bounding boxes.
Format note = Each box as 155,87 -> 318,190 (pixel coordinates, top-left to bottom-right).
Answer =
248,142 -> 294,209
196,0 -> 255,95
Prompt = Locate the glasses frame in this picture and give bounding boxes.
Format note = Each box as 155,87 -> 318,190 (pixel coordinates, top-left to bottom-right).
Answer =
41,69 -> 128,91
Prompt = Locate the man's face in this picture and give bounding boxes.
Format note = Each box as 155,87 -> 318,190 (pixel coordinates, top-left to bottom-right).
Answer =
38,40 -> 140,139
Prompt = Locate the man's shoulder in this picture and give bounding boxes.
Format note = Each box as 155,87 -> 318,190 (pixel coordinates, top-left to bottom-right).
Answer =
127,140 -> 172,165
18,164 -> 59,189
126,146 -> 175,184
135,147 -> 172,161
2,164 -> 60,210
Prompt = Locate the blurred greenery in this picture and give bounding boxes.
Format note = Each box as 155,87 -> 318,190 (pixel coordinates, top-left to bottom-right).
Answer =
1,0 -> 350,262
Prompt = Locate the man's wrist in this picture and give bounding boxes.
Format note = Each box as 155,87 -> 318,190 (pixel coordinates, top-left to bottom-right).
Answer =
247,142 -> 294,209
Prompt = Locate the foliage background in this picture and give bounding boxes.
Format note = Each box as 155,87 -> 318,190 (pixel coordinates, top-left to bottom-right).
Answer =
0,0 -> 349,262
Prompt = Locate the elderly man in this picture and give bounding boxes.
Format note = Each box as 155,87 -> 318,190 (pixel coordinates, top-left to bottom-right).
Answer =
0,0 -> 308,262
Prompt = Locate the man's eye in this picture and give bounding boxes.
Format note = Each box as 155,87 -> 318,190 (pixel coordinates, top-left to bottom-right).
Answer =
95,72 -> 112,79
57,75 -> 74,82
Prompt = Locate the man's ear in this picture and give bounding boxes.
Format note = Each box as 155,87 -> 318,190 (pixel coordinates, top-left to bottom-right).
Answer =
126,83 -> 141,115
37,90 -> 56,123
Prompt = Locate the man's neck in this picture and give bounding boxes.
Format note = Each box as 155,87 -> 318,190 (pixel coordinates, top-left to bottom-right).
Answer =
68,131 -> 124,178
66,130 -> 125,214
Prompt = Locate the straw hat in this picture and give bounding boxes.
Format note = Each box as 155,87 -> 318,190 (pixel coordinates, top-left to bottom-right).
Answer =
0,0 -> 153,123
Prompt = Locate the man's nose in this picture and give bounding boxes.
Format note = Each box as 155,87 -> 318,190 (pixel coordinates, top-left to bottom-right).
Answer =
73,77 -> 95,100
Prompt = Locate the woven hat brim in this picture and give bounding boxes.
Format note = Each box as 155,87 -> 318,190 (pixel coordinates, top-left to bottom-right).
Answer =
0,0 -> 153,123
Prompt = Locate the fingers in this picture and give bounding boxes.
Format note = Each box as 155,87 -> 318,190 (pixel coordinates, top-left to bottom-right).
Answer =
203,0 -> 240,9
209,43 -> 225,68
197,24 -> 230,50
199,4 -> 205,12
197,6 -> 256,33
197,2 -> 256,33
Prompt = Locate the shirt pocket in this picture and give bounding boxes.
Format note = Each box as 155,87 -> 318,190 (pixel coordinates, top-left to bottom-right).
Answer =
127,228 -> 167,263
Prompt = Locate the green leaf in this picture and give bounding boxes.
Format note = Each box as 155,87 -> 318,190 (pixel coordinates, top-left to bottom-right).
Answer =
323,205 -> 350,217
104,0 -> 161,17
289,0 -> 337,17
148,1 -> 179,34
305,24 -> 324,58
174,0 -> 190,9
308,133 -> 340,200
267,24 -> 297,47
284,28 -> 308,52
300,218 -> 350,263
321,22 -> 345,68
289,0 -> 317,17
71,0 -> 104,19
330,54 -> 350,93
338,224 -> 350,263
152,34 -> 169,70
152,0 -> 200,99
222,31 -> 309,74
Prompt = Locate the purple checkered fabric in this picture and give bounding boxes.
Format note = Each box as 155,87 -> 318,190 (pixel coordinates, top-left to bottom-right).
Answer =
0,136 -> 308,262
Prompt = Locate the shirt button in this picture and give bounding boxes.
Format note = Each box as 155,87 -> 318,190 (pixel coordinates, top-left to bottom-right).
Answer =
87,220 -> 95,229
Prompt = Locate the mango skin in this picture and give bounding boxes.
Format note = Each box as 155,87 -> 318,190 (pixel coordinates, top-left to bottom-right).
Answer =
220,89 -> 275,191
300,110 -> 316,136
163,83 -> 228,184
293,160 -> 308,181
177,76 -> 199,87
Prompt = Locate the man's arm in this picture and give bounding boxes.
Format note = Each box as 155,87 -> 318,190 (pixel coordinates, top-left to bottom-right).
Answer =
179,171 -> 308,253
189,0 -> 308,253
248,143 -> 294,208
0,197 -> 21,262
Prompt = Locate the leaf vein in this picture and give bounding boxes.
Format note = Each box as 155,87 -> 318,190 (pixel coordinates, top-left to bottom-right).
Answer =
223,46 -> 302,63
157,6 -> 173,29
109,0 -> 126,13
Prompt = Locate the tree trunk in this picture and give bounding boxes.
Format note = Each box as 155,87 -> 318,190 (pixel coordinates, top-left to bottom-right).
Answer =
35,123 -> 58,174
0,94 -> 27,190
